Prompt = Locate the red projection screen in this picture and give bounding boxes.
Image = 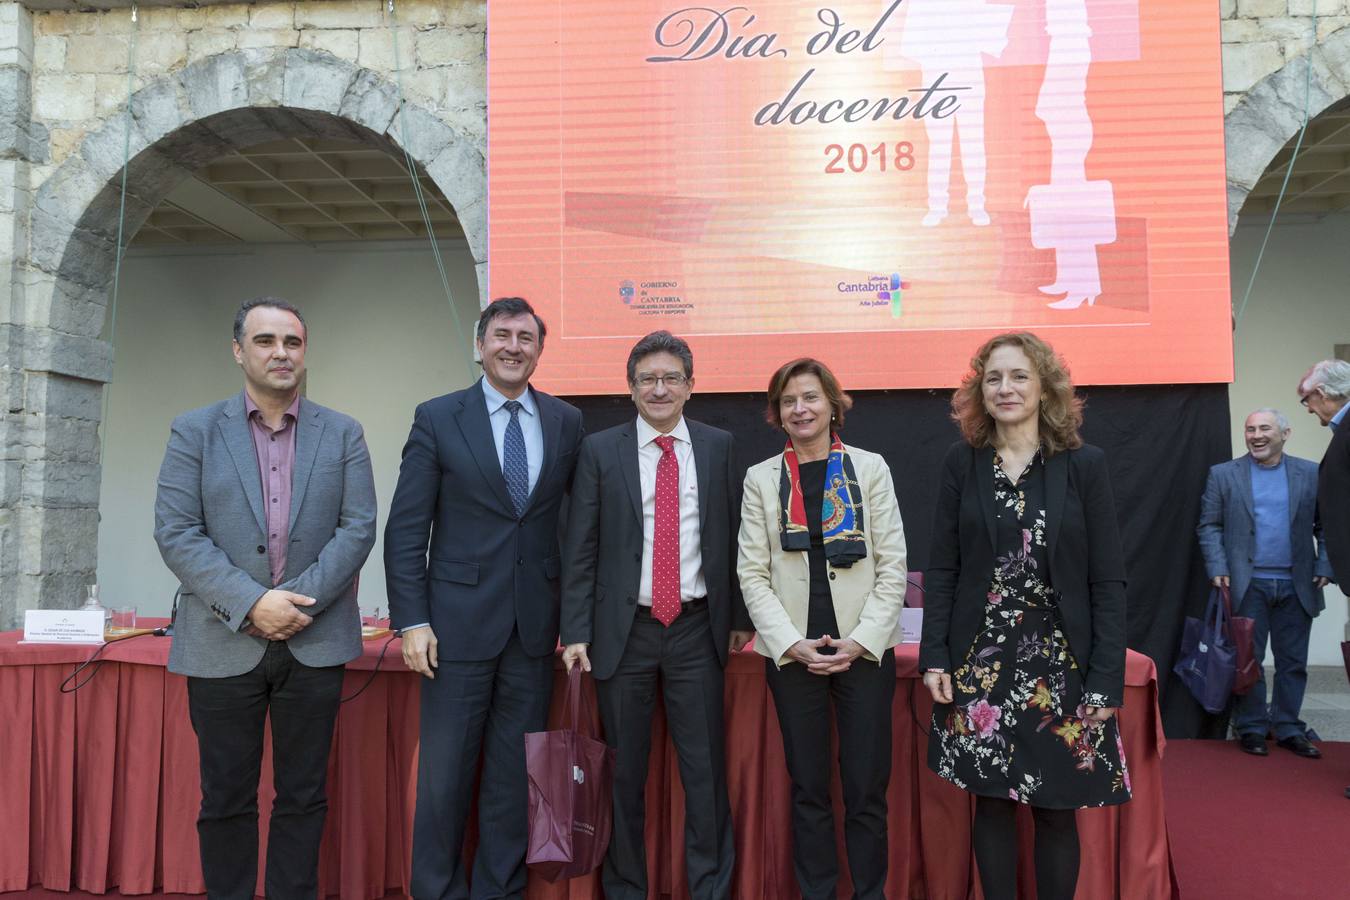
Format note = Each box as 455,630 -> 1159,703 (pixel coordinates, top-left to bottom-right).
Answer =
487,0 -> 1233,394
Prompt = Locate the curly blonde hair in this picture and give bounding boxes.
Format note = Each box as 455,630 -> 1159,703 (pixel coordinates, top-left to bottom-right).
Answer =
951,332 -> 1083,454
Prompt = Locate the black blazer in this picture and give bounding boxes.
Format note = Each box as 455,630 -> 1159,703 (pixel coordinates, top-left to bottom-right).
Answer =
384,379 -> 584,660
919,441 -> 1129,704
560,418 -> 751,681
1317,420 -> 1350,586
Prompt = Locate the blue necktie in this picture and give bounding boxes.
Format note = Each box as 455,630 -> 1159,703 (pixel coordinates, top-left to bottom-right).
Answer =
503,400 -> 529,515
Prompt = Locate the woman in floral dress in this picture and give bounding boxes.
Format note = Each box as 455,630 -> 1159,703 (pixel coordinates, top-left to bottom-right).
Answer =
919,332 -> 1129,900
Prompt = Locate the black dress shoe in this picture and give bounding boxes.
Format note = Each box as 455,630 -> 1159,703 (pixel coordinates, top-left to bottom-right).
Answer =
1239,733 -> 1269,756
1276,734 -> 1322,759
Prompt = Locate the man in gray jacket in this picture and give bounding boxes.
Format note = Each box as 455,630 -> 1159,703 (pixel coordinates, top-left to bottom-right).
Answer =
154,297 -> 377,900
1197,408 -> 1331,759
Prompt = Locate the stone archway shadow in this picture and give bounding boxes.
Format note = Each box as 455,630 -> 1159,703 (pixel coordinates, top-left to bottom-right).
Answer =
31,46 -> 487,343
1225,27 -> 1350,234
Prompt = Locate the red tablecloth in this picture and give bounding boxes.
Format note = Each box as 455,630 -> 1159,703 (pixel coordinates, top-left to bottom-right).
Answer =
0,624 -> 1174,899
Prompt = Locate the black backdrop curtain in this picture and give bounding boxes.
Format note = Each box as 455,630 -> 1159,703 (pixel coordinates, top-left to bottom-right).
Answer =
567,383 -> 1233,738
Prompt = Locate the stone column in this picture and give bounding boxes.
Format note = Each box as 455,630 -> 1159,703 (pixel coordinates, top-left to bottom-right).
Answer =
0,0 -> 108,629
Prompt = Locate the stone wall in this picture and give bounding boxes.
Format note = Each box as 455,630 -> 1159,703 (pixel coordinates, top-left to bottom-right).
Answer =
0,0 -> 487,627
1222,0 -> 1350,113
1221,3 -> 1350,228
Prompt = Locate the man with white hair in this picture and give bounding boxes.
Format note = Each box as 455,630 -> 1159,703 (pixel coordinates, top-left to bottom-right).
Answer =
1297,359 -> 1350,799
1198,408 -> 1331,759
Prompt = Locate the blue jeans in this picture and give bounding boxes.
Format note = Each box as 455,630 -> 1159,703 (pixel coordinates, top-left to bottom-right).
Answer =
1232,578 -> 1313,741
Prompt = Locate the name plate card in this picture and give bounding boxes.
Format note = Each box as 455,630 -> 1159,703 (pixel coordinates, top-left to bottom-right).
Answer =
22,609 -> 105,644
899,608 -> 923,644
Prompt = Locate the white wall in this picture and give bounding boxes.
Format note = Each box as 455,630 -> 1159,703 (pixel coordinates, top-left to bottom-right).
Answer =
1230,213 -> 1350,666
96,240 -> 482,620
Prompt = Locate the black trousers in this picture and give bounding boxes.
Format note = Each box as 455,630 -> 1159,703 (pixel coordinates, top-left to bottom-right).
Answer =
764,649 -> 896,900
185,641 -> 345,900
411,629 -> 553,900
594,603 -> 735,900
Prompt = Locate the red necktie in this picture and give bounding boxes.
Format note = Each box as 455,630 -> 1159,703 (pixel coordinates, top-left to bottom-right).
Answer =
651,435 -> 681,626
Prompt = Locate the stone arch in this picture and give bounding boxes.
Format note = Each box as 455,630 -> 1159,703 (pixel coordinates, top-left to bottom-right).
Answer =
32,46 -> 486,346
1224,27 -> 1350,234
3,47 -> 485,623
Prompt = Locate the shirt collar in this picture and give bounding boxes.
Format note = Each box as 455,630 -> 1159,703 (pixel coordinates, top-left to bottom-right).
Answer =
481,376 -> 536,418
244,391 -> 300,426
637,415 -> 690,448
1331,402 -> 1349,432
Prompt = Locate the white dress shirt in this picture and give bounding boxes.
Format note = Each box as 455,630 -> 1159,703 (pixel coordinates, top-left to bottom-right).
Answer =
482,376 -> 543,496
636,415 -> 706,606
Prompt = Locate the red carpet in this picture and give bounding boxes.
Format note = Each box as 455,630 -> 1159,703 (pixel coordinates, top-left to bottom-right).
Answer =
1164,739 -> 1350,899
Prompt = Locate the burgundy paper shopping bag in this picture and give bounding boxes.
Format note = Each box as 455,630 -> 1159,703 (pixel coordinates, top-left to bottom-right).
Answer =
525,665 -> 614,881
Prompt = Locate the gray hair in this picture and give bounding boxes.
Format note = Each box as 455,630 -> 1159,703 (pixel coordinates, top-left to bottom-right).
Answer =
1248,407 -> 1290,431
626,331 -> 693,383
234,296 -> 306,344
1298,359 -> 1350,400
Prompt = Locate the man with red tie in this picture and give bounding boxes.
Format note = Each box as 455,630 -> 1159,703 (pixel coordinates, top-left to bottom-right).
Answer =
562,331 -> 754,899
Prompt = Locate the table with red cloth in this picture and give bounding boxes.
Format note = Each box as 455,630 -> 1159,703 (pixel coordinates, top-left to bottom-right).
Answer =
0,624 -> 1175,899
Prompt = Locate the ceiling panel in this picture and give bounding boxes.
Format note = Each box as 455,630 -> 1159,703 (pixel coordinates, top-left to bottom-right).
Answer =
132,138 -> 464,247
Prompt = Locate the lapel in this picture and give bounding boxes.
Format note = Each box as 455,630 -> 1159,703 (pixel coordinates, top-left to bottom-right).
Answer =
1236,456 -> 1255,521
288,399 -> 325,533
525,387 -> 563,513
1044,448 -> 1069,558
617,421 -> 643,528
219,392 -> 266,534
690,420 -> 712,532
974,445 -> 997,552
1285,456 -> 1303,525
454,379 -> 517,516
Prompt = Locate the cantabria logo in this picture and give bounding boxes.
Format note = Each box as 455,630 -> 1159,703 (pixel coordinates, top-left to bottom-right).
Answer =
619,279 -> 636,304
837,274 -> 908,318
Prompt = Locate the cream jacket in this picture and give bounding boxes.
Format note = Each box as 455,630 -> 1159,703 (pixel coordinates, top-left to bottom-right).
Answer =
737,444 -> 908,667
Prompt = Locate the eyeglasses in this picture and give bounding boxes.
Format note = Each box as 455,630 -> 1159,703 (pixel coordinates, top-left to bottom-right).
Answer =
634,373 -> 689,389
1299,392 -> 1314,407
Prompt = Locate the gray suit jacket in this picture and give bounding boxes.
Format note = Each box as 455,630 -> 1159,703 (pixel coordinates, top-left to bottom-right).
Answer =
154,392 -> 378,678
1196,453 -> 1330,617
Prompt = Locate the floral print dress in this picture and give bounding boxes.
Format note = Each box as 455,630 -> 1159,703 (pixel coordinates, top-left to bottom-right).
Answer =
928,450 -> 1130,809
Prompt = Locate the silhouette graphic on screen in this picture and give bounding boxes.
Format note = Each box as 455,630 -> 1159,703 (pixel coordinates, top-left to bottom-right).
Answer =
900,0 -> 1014,228
1026,0 -> 1117,310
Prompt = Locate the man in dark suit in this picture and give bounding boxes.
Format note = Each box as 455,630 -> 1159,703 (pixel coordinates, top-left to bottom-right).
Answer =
561,331 -> 754,900
154,297 -> 377,900
1197,408 -> 1331,758
1297,359 -> 1350,799
385,297 -> 584,898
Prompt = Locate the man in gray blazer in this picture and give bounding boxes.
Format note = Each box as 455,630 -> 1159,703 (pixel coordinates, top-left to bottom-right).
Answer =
154,297 -> 377,900
1197,408 -> 1330,759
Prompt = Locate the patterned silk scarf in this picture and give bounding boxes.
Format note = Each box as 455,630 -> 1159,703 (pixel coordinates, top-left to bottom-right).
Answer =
778,434 -> 868,568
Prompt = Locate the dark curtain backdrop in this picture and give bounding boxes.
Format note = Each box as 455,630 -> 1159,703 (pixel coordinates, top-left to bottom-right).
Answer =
567,384 -> 1233,739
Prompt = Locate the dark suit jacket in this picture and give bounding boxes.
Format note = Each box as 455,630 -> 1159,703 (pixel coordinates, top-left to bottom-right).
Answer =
1197,453 -> 1330,617
1317,419 -> 1350,586
384,379 -> 583,660
560,418 -> 751,681
919,441 -> 1129,704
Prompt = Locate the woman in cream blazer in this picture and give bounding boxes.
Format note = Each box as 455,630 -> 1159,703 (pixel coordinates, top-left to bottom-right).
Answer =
737,358 -> 907,900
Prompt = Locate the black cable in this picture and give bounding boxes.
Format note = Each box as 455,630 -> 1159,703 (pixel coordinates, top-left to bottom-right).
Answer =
339,634 -> 399,704
59,628 -> 168,694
